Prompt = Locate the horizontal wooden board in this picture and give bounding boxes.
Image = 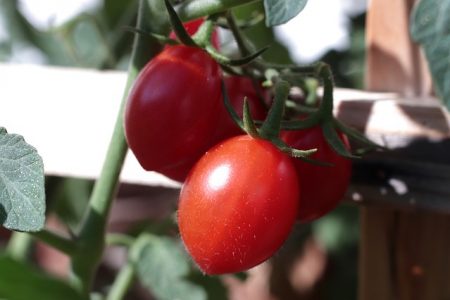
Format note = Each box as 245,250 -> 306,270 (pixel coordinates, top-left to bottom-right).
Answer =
1,63 -> 449,212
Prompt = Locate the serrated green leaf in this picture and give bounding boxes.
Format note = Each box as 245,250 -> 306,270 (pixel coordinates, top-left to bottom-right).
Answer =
0,255 -> 83,300
137,236 -> 206,300
0,128 -> 45,232
410,0 -> 450,111
264,0 -> 308,26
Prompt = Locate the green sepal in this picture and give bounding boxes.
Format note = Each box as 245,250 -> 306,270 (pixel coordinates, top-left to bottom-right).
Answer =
164,0 -> 197,47
206,45 -> 269,66
221,80 -> 244,131
242,98 -> 260,138
271,138 -> 333,166
322,121 -> 358,159
192,17 -> 215,48
259,80 -> 290,138
220,64 -> 244,76
333,120 -> 386,151
123,26 -> 179,46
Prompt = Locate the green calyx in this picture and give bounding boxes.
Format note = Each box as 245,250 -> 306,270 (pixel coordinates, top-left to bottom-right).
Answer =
222,79 -> 318,161
165,0 -> 382,161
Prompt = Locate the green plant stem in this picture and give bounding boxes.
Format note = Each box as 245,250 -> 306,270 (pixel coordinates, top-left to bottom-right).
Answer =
259,80 -> 291,138
106,234 -> 135,247
31,229 -> 77,256
6,232 -> 33,261
69,0 -> 164,296
316,63 -> 334,119
176,0 -> 260,21
106,234 -> 153,300
106,263 -> 135,300
225,12 -> 250,56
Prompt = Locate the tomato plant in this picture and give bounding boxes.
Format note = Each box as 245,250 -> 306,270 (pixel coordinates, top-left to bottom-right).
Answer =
124,45 -> 223,174
178,135 -> 299,274
281,126 -> 352,222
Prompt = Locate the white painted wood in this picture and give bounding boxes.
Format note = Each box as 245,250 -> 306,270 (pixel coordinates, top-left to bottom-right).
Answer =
0,63 -> 448,186
0,63 -> 180,188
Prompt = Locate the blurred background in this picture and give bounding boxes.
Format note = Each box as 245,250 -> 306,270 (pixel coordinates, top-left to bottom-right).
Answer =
0,0 -> 367,299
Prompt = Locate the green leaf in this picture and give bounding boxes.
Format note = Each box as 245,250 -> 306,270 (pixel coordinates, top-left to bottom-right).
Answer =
0,255 -> 83,300
137,236 -> 207,300
410,0 -> 450,111
263,0 -> 308,26
0,128 -> 45,232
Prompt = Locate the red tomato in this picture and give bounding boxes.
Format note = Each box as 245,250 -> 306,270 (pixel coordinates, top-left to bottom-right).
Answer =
281,126 -> 352,222
169,18 -> 220,49
156,76 -> 268,183
178,135 -> 299,274
124,45 -> 222,172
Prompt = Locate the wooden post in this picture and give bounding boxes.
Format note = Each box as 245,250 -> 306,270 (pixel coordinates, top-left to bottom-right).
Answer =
359,0 -> 450,299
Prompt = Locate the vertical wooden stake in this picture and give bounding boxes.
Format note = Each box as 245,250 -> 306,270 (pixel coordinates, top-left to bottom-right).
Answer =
360,0 -> 450,299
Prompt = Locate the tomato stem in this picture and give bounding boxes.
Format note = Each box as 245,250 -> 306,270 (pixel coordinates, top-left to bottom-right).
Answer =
316,62 -> 334,121
176,0 -> 261,21
225,11 -> 251,57
225,12 -> 269,109
5,232 -> 33,261
69,0 -> 165,296
106,234 -> 151,300
259,80 -> 290,139
31,229 -> 77,256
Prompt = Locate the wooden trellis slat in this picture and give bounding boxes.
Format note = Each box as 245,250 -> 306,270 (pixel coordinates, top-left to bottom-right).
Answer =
359,0 -> 450,299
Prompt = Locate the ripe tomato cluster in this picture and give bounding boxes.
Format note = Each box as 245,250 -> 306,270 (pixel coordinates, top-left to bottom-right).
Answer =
124,20 -> 352,275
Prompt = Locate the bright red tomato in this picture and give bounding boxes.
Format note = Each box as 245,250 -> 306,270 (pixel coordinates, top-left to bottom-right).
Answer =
281,126 -> 352,222
157,76 -> 268,182
124,45 -> 222,173
178,135 -> 299,274
169,18 -> 220,49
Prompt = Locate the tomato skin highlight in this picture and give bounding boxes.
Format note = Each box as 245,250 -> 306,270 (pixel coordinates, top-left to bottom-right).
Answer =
281,127 -> 352,222
178,135 -> 299,274
124,45 -> 222,172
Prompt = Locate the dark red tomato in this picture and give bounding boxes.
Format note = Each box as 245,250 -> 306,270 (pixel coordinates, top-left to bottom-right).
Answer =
281,126 -> 352,222
157,76 -> 268,183
178,135 -> 299,274
124,45 -> 222,172
169,18 -> 220,49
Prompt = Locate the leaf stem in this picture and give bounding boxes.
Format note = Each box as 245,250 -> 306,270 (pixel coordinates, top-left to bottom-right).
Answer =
31,229 -> 77,256
176,0 -> 261,21
106,263 -> 135,300
6,232 -> 33,261
106,233 -> 135,247
106,234 -> 153,300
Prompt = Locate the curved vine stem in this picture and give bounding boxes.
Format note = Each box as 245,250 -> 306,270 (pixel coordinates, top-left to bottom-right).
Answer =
68,0 -> 164,295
